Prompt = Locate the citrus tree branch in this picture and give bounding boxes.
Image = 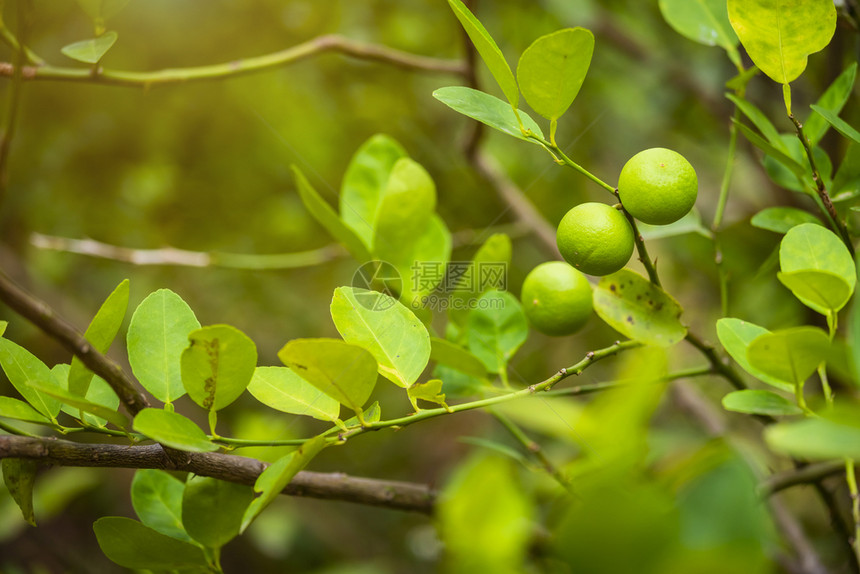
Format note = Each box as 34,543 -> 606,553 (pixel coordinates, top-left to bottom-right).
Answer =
0,269 -> 150,415
759,460 -> 848,497
0,34 -> 466,88
0,435 -> 435,514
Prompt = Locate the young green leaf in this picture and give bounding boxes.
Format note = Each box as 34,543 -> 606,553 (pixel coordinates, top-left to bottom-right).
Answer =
131,469 -> 192,543
448,233 -> 512,327
751,207 -> 822,234
765,417 -> 860,460
593,270 -> 687,347
721,389 -> 802,416
331,287 -> 431,388
2,458 -> 38,526
763,134 -> 832,193
93,517 -> 209,570
68,278 -> 129,397
247,366 -> 340,422
340,134 -> 408,249
851,292 -> 860,385
182,476 -> 253,549
833,142 -> 860,197
0,338 -> 61,420
732,121 -> 807,181
517,28 -> 594,122
727,0 -> 836,85
407,214 -> 453,302
430,337 -> 489,379
810,105 -> 860,145
240,435 -> 328,533
0,396 -> 52,425
61,31 -> 118,64
408,379 -> 448,409
777,270 -> 853,315
278,338 -> 378,412
446,0 -> 519,108
127,289 -> 201,404
28,380 -> 128,430
716,318 -> 794,393
433,87 -> 544,142
659,0 -> 740,66
638,209 -> 712,241
132,408 -> 219,453
804,63 -> 857,145
292,165 -> 372,262
0,321 -> 6,337
779,224 -> 856,303
747,327 -> 830,386
53,364 -> 120,428
181,324 -> 257,412
466,291 -> 528,373
725,94 -> 787,153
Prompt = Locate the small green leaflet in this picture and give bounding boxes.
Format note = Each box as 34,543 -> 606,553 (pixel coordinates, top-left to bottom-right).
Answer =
127,289 -> 201,404
182,476 -> 253,549
721,389 -> 802,416
777,270 -> 853,316
765,417 -> 860,460
810,105 -> 860,145
433,87 -> 544,142
659,0 -> 741,67
61,31 -> 118,64
28,380 -> 128,430
448,233 -> 512,328
93,516 -> 209,570
430,337 -> 489,379
446,0 -> 519,108
2,458 -> 38,526
805,63 -> 857,145
247,366 -> 340,422
130,469 -> 192,543
69,278 -> 129,397
240,435 -> 328,533
747,327 -> 830,386
408,379 -> 448,410
466,291 -> 528,373
278,338 -> 378,414
716,318 -> 794,393
132,408 -> 218,453
331,287 -> 431,388
0,338 -> 61,420
751,207 -> 822,234
0,396 -> 52,425
181,324 -> 257,412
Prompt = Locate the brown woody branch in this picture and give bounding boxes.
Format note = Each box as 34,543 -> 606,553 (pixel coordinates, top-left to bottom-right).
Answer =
0,435 -> 435,513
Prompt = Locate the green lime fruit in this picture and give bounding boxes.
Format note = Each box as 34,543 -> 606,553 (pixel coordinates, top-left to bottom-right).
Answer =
556,202 -> 634,276
521,262 -> 593,336
617,147 -> 698,225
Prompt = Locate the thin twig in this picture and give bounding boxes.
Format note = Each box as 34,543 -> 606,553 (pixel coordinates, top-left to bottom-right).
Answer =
760,460 -> 847,496
0,0 -> 27,198
0,269 -> 150,415
0,435 -> 435,514
0,34 -> 466,88
489,408 -> 571,491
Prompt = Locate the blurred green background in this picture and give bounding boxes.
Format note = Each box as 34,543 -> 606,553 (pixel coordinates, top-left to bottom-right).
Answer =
0,0 -> 857,572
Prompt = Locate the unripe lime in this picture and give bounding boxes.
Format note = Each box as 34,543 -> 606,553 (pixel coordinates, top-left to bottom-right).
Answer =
556,202 -> 634,276
521,262 -> 593,336
617,147 -> 698,225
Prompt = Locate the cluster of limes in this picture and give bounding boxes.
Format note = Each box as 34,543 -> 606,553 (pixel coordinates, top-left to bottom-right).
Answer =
520,148 -> 698,336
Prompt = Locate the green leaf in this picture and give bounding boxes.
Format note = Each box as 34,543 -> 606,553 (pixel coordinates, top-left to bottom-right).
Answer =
763,134 -> 832,193
240,435 -> 328,533
433,86 -> 544,141
0,396 -> 53,426
292,165 -> 372,262
371,158 -> 436,263
805,63 -> 857,145
833,142 -> 860,197
340,400 -> 382,429
247,366 -> 340,422
93,517 -> 209,570
2,458 -> 38,526
0,338 -> 61,419
778,270 -> 853,315
0,321 -> 6,337
408,379 -> 448,408
727,0 -> 836,84
765,417 -> 860,460
60,31 -> 118,64
68,279 -> 129,397
733,121 -> 807,180
466,291 -> 528,373
127,289 -> 201,404
751,207 -> 822,233
53,364 -> 120,428
182,476 -> 253,549
406,214 -> 453,302
278,338 -> 378,413
638,208 -> 713,241
446,0 -> 519,108
721,389 -> 802,416
659,0 -> 740,65
130,470 -> 192,543
430,337 -> 489,379
726,94 -> 786,152
593,269 -> 687,347
449,233 -> 512,327
331,287 -> 431,388
28,380 -> 128,430
747,327 -> 830,386
716,318 -> 794,392
810,105 -> 860,145
851,292 -> 860,385
181,325 -> 257,412
339,134 -> 407,248
779,224 -> 856,305
517,28 -> 594,122
132,408 -> 219,453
